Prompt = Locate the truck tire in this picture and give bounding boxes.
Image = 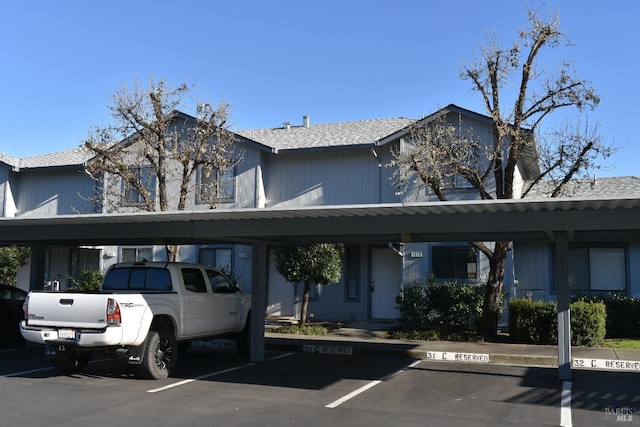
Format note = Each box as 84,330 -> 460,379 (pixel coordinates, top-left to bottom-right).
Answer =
51,350 -> 92,374
236,311 -> 251,357
139,328 -> 177,379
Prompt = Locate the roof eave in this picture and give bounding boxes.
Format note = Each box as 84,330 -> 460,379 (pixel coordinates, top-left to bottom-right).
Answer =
375,104 -> 495,147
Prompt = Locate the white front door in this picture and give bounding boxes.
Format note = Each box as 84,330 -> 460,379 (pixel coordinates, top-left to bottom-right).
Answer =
371,248 -> 401,319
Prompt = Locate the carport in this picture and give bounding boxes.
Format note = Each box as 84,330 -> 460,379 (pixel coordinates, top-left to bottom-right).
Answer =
1,196 -> 639,380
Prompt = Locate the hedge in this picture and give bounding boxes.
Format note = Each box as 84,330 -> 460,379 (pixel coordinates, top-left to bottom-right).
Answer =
509,298 -> 606,346
508,299 -> 557,344
573,295 -> 640,338
396,281 -> 486,334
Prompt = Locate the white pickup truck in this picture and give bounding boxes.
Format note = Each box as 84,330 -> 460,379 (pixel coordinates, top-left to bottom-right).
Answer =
20,262 -> 251,379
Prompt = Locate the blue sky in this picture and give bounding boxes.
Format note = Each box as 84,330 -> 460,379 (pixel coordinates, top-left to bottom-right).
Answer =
1,0 -> 637,177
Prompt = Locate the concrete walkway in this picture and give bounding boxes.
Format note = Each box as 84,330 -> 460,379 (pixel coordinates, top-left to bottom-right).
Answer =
264,321 -> 640,372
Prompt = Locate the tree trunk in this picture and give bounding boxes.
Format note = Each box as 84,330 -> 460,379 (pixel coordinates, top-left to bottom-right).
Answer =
481,241 -> 509,341
300,280 -> 311,328
166,244 -> 179,262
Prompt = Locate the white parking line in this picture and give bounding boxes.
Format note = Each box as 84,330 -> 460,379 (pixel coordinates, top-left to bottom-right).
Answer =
146,352 -> 295,393
325,360 -> 421,409
560,381 -> 572,427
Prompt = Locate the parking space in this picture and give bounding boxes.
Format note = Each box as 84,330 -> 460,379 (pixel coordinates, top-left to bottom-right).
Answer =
0,343 -> 637,426
571,370 -> 640,426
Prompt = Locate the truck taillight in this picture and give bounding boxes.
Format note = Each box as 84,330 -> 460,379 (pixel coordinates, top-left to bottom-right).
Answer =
22,295 -> 29,320
107,298 -> 121,326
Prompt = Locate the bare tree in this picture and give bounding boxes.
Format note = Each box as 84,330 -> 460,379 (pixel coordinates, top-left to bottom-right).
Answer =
84,76 -> 243,261
392,6 -> 617,339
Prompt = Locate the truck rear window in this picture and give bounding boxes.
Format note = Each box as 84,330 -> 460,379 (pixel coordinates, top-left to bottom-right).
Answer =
103,267 -> 172,291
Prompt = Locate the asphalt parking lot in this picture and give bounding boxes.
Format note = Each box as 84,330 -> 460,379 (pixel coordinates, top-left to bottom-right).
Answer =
0,343 -> 638,426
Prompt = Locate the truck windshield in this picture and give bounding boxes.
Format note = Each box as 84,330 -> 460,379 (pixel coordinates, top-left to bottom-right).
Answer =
103,267 -> 172,291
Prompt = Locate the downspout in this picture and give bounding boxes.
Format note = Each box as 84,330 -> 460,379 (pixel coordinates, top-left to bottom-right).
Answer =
388,243 -> 406,295
2,180 -> 6,217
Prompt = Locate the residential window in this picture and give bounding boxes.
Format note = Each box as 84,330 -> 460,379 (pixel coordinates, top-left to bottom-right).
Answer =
568,247 -> 626,291
345,246 -> 359,301
432,246 -> 477,280
198,165 -> 235,203
122,166 -> 156,207
199,247 -> 232,271
121,247 -> 153,263
447,175 -> 474,189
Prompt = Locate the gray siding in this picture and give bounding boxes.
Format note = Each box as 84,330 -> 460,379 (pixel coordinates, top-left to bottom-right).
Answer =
194,144 -> 262,210
513,242 -> 553,301
269,245 -> 370,321
264,148 -> 382,207
376,143 -> 403,204
48,248 -> 71,289
15,168 -> 97,217
403,243 -> 430,285
307,244 -> 370,321
231,146 -> 262,209
101,141 -> 263,212
397,115 -> 497,203
514,242 -> 640,300
629,243 -> 640,297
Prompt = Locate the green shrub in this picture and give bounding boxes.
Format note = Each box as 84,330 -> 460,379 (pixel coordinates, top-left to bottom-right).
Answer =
570,300 -> 606,346
395,284 -> 429,330
605,296 -> 640,338
573,294 -> 640,338
396,280 -> 486,335
67,270 -> 103,291
509,299 -> 558,344
389,329 -> 440,341
426,281 -> 484,333
509,298 -> 607,346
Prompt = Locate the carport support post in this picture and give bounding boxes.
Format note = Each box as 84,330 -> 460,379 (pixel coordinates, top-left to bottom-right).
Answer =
555,231 -> 571,380
250,243 -> 267,363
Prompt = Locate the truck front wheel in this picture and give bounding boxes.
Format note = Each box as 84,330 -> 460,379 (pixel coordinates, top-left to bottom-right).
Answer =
51,349 -> 92,374
139,328 -> 177,379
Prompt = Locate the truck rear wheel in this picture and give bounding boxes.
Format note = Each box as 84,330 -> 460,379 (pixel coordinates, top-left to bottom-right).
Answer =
51,349 -> 92,374
139,328 -> 177,379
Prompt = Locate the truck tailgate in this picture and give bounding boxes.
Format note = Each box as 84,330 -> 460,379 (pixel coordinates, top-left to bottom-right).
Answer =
25,292 -> 112,329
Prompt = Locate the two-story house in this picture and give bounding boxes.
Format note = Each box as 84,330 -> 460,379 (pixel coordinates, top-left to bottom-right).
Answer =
2,104 -> 639,323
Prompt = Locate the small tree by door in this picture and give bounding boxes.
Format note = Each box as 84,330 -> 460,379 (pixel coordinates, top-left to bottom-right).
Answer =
275,243 -> 344,327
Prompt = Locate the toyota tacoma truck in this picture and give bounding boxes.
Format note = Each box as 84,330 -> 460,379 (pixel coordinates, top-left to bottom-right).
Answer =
20,262 -> 251,379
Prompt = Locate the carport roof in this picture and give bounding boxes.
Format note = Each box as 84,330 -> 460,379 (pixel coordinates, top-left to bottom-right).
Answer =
1,196 -> 640,247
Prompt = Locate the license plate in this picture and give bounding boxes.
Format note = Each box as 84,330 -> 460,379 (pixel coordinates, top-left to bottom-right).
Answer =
58,329 -> 77,340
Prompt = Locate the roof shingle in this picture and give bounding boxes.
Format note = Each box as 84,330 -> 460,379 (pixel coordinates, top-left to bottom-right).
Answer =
524,176 -> 640,198
235,117 -> 415,151
0,147 -> 93,170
